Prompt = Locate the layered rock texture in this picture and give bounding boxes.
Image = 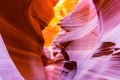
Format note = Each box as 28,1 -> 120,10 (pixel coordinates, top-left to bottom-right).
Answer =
1,0 -> 120,80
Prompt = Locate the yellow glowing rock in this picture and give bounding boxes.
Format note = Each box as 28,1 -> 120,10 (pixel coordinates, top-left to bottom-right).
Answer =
43,0 -> 78,46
